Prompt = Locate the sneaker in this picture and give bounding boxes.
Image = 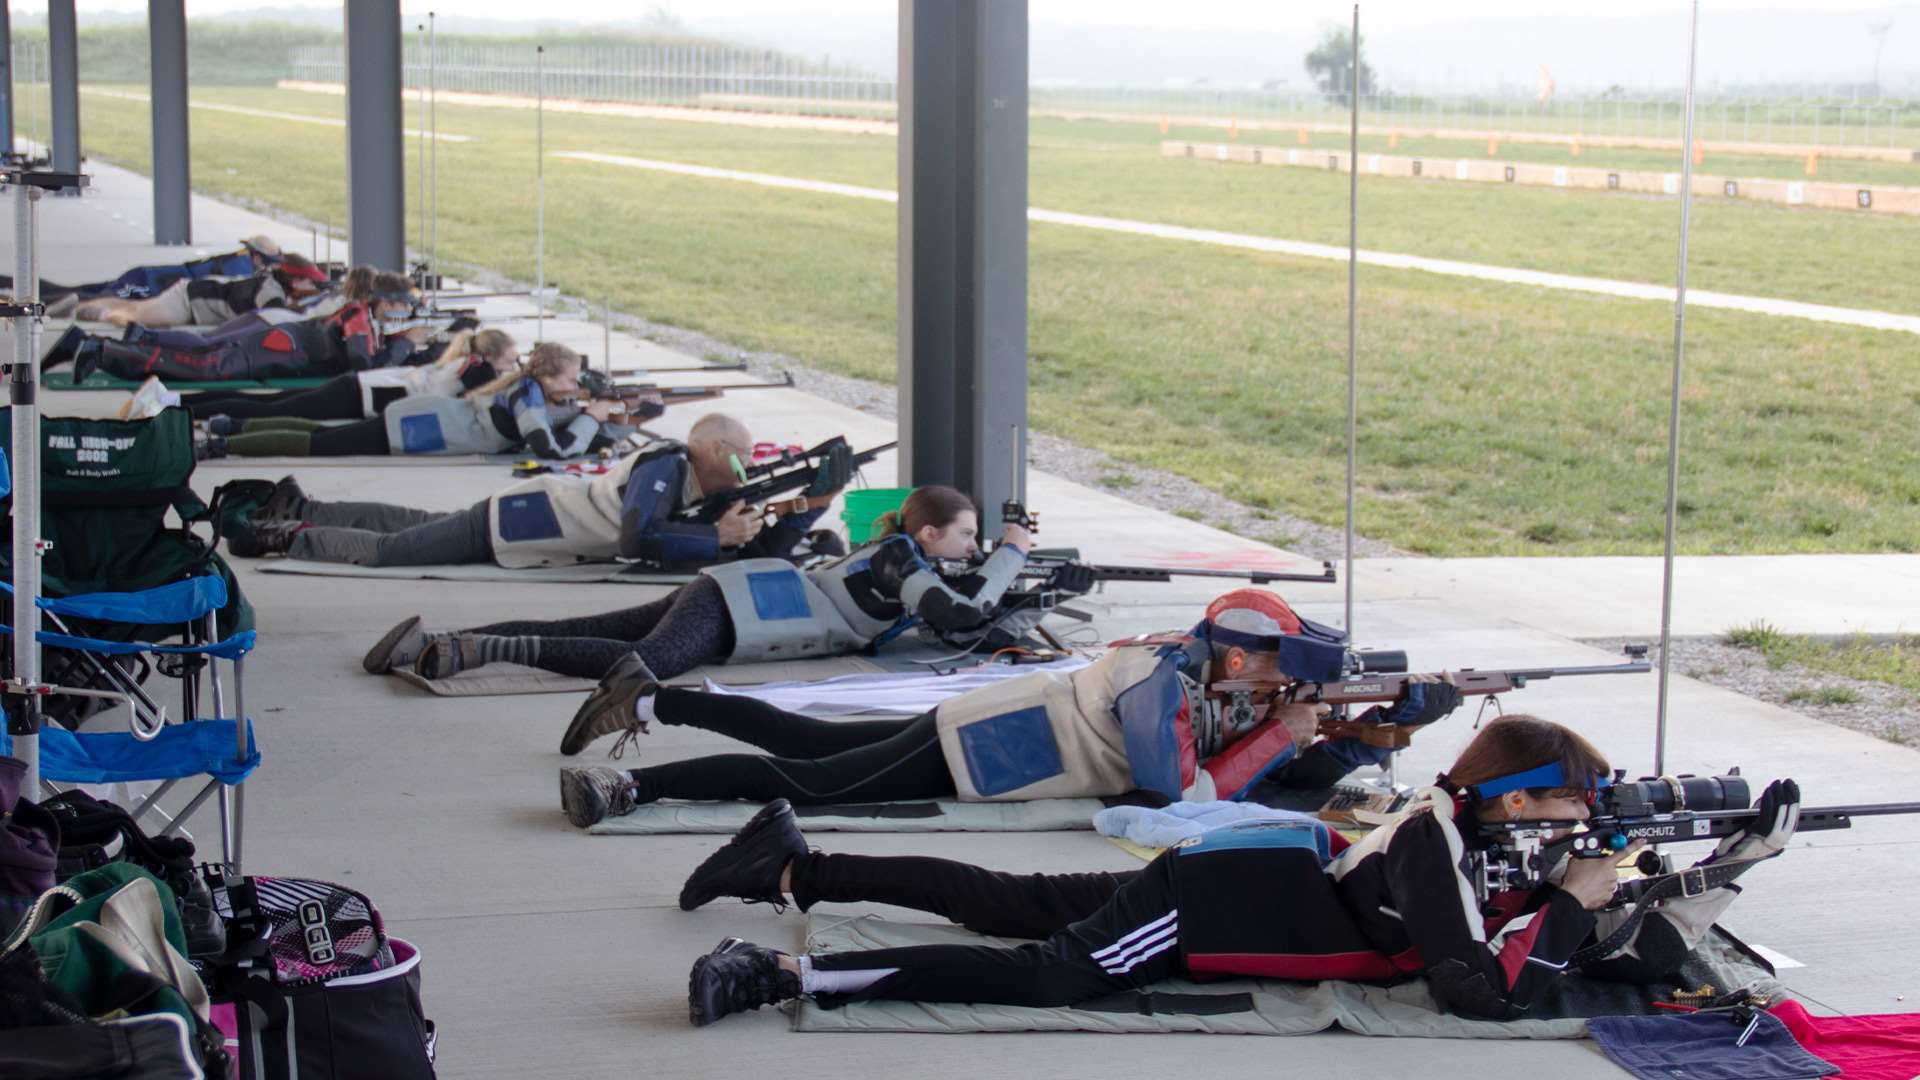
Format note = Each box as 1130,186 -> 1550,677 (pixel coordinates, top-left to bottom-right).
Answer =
678,799 -> 806,912
363,614 -> 427,674
38,325 -> 86,370
559,652 -> 660,757
70,338 -> 104,383
558,765 -> 636,829
116,375 -> 179,420
226,518 -> 305,558
204,414 -> 240,437
194,434 -> 229,461
256,475 -> 309,522
413,632 -> 481,680
687,940 -> 800,1027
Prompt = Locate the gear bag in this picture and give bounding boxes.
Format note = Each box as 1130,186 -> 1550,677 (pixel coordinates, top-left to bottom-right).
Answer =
200,870 -> 437,1079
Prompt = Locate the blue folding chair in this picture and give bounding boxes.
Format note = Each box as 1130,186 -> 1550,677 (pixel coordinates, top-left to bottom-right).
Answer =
0,575 -> 260,872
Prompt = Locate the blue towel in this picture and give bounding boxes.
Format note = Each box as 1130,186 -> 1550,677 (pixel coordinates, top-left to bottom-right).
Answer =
1587,1011 -> 1839,1080
1092,801 -> 1321,848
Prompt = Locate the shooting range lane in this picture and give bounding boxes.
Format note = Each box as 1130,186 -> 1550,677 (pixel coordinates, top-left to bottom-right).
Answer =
7,143 -> 1916,1078
552,150 -> 1920,337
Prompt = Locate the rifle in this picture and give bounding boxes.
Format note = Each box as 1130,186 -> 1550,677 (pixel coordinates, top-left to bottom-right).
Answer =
1014,552 -> 1338,588
1207,644 -> 1652,750
378,305 -> 480,339
671,436 -> 898,522
570,370 -> 794,414
1473,775 -> 1920,908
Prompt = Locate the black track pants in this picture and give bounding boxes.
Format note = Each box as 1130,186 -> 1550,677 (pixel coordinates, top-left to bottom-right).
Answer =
809,853 -> 1182,1009
789,851 -> 1135,939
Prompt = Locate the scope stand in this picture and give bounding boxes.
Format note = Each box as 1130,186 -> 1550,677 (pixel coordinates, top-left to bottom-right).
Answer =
4,169 -> 89,794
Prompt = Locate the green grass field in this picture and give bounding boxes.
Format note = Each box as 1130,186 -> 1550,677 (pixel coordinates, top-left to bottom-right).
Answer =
1161,123 -> 1920,188
66,84 -> 1920,557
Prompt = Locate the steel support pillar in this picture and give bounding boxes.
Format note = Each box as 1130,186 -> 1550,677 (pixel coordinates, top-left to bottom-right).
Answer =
343,0 -> 404,270
48,0 -> 79,176
896,0 -> 1029,516
0,4 -> 14,156
148,0 -> 190,243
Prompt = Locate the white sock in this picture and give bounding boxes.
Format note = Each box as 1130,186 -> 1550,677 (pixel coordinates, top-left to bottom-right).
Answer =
798,955 -> 897,996
632,691 -> 659,728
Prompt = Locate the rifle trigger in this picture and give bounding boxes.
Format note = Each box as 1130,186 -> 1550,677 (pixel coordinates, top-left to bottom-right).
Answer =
1472,695 -> 1503,729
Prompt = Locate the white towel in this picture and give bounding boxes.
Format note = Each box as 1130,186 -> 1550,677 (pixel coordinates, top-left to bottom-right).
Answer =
1093,801 -> 1322,849
701,657 -> 1092,716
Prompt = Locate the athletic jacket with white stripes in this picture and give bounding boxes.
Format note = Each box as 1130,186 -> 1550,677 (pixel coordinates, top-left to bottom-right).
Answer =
1170,800 -> 1597,1020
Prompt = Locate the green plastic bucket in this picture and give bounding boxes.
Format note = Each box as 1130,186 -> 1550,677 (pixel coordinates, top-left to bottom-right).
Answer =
841,487 -> 913,544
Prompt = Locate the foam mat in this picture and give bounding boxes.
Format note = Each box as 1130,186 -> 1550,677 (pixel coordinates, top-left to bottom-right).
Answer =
794,917 -> 1780,1037
588,797 -> 1106,835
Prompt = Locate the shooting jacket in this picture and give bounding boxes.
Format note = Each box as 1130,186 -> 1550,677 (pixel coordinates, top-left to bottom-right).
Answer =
486,439 -> 820,568
704,534 -> 1028,663
89,302 -> 416,383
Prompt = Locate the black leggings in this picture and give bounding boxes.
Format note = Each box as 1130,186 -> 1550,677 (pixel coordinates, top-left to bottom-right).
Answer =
628,691 -> 953,806
183,374 -> 392,421
789,851 -> 1135,940
464,576 -> 735,679
808,852 -> 1184,1009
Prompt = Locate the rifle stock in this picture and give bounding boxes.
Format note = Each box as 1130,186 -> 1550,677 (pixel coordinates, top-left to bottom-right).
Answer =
671,438 -> 898,522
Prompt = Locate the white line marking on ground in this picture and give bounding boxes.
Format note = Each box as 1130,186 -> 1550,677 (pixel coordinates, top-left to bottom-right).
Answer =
1748,943 -> 1806,969
82,88 -> 475,143
555,151 -> 1920,337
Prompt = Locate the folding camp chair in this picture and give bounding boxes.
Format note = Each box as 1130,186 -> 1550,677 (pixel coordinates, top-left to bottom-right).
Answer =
1,407 -> 260,872
0,578 -> 259,871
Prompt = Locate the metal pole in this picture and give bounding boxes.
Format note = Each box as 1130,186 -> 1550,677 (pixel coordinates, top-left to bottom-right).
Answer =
1653,1 -> 1702,777
536,45 -> 545,343
0,5 -> 14,155
416,23 -> 426,271
46,0 -> 78,176
1343,4 -> 1360,640
9,181 -> 42,792
147,0 -> 191,243
428,12 -> 438,304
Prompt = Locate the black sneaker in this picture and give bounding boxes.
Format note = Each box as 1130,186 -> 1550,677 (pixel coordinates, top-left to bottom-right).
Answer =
39,325 -> 86,370
679,799 -> 806,912
194,434 -> 229,462
688,940 -> 800,1027
226,518 -> 304,558
256,475 -> 309,522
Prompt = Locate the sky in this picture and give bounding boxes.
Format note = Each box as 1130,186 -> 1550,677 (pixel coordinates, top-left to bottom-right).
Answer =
10,0 -> 1904,23
13,1 -> 1915,91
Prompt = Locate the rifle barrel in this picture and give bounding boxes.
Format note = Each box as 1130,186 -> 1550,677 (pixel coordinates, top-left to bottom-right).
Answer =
1508,661 -> 1654,681
1022,560 -> 1338,585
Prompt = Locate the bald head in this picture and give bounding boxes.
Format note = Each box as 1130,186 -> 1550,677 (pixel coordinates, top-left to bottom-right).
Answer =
687,412 -> 756,494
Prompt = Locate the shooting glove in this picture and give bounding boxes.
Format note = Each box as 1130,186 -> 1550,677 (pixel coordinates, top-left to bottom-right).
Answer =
1707,778 -> 1800,864
1045,562 -> 1097,596
1381,679 -> 1463,728
803,441 -> 855,498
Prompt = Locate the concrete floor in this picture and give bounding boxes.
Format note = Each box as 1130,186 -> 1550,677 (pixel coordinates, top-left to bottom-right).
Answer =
6,161 -> 1917,1079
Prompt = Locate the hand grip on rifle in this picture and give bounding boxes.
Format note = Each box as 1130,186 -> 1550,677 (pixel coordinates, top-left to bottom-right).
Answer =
1705,778 -> 1801,864
1378,675 -> 1463,728
803,441 -> 854,497
1044,562 -> 1097,596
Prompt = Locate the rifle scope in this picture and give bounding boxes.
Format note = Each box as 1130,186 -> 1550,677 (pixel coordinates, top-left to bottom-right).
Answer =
1602,774 -> 1750,817
1346,649 -> 1408,675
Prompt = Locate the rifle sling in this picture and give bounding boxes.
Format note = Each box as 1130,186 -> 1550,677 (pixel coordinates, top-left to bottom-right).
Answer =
1567,855 -> 1765,967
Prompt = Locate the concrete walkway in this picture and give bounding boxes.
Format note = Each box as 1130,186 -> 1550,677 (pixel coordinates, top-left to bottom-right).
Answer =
6,162 -> 1916,1078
